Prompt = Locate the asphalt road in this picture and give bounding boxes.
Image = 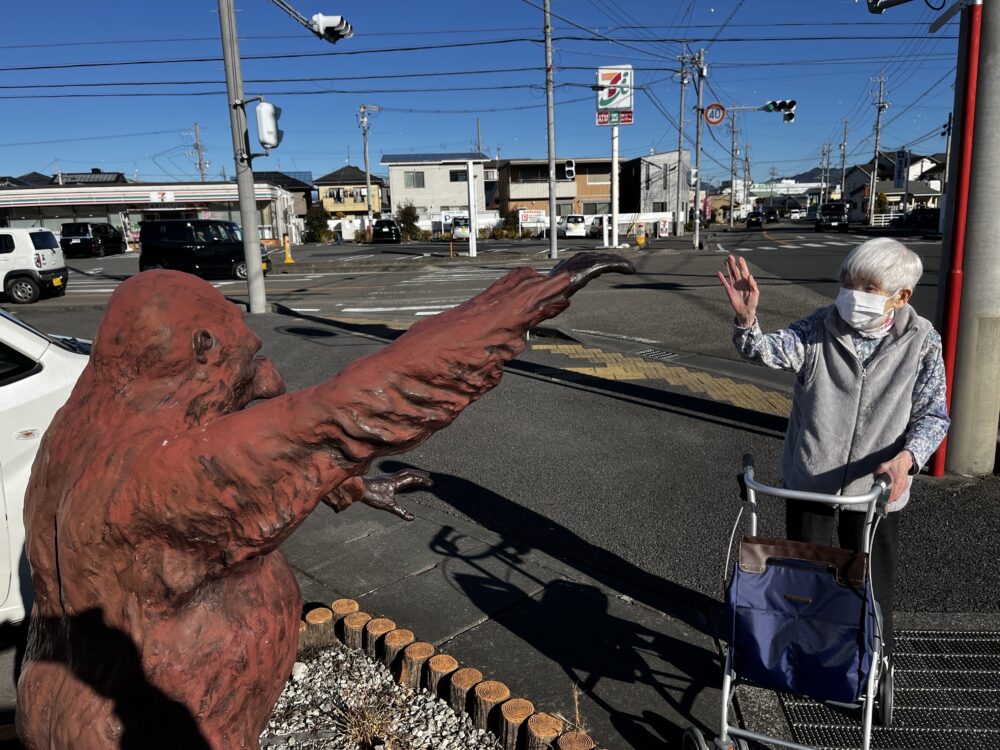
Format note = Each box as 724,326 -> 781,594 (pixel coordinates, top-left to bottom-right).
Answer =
8,224 -> 996,621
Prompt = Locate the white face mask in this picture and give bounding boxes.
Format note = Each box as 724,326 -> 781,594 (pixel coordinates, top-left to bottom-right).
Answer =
835,287 -> 895,334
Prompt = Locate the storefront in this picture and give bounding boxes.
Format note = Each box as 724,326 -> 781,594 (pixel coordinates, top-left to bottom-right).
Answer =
0,181 -> 299,246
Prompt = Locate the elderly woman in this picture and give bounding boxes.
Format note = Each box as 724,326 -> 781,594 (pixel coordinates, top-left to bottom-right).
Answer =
717,237 -> 950,659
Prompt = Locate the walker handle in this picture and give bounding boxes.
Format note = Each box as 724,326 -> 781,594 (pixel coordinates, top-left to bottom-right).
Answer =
742,452 -> 755,471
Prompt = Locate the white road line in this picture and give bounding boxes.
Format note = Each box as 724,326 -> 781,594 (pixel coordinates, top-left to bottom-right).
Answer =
782,244 -> 800,249
414,311 -> 445,316
800,243 -> 825,247
341,304 -> 460,313
290,308 -> 321,312
824,241 -> 850,246
66,288 -> 117,293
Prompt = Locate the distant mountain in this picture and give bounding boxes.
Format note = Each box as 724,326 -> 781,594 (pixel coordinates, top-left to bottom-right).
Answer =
788,167 -> 822,182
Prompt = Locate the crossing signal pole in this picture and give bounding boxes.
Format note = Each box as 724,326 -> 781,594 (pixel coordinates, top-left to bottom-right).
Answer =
358,103 -> 380,233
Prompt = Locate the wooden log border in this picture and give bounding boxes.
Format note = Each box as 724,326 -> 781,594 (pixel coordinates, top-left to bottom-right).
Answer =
298,598 -> 599,750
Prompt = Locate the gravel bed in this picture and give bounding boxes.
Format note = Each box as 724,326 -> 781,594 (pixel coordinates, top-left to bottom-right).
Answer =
260,640 -> 501,750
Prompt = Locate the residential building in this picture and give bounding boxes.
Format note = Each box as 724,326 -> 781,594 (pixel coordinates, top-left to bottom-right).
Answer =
253,171 -> 315,219
16,172 -> 52,187
381,152 -> 488,221
52,168 -> 131,186
314,165 -> 388,219
843,152 -> 941,221
498,157 -> 616,218
620,149 -> 691,219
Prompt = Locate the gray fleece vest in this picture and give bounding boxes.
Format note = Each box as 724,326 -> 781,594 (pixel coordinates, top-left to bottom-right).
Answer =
779,304 -> 932,512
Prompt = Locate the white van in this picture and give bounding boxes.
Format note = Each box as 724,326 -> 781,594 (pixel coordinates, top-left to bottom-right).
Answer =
0,228 -> 69,304
561,214 -> 587,238
0,311 -> 89,622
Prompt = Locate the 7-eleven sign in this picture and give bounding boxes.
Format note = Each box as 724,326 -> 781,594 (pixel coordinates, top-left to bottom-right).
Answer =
596,66 -> 633,110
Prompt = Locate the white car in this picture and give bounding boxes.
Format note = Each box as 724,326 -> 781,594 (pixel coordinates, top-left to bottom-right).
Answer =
561,214 -> 587,238
0,227 -> 69,304
0,310 -> 89,622
451,216 -> 471,240
789,209 -> 804,220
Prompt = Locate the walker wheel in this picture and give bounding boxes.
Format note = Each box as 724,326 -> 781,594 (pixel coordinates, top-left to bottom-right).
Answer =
682,727 -> 710,750
878,659 -> 895,727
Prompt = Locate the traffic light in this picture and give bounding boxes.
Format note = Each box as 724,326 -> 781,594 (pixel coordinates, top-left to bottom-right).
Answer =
764,100 -> 796,123
564,159 -> 576,180
310,14 -> 354,43
255,101 -> 283,150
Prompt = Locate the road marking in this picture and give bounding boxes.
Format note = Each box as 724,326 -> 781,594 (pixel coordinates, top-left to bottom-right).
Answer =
824,241 -> 850,246
290,308 -> 321,312
572,329 -> 663,345
781,244 -> 800,249
530,343 -> 792,416
799,243 -> 825,247
340,304 -> 460,313
414,311 -> 445,316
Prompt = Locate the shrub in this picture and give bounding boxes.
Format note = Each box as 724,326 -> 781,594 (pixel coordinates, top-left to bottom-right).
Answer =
304,205 -> 332,243
396,202 -> 420,240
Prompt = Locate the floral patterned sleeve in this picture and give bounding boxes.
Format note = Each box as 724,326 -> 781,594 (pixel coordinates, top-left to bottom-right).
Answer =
731,308 -> 826,374
904,329 -> 951,471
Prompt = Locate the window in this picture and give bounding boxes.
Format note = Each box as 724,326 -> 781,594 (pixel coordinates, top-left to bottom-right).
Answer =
484,169 -> 498,181
582,202 -> 610,215
0,235 -> 14,254
557,203 -> 573,217
583,164 -> 611,184
30,231 -> 59,250
404,171 -> 425,188
0,342 -> 38,387
653,202 -> 669,212
449,170 -> 468,183
163,223 -> 191,243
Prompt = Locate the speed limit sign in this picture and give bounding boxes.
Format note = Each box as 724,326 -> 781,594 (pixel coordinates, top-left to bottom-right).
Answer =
704,102 -> 726,126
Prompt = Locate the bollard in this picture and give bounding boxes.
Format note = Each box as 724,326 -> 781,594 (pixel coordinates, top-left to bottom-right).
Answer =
283,233 -> 295,264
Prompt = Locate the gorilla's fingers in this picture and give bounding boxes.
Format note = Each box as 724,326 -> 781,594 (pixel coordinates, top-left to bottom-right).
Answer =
393,469 -> 433,492
549,252 -> 635,298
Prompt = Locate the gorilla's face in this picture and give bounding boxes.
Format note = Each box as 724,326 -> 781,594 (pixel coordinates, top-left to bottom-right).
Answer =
185,323 -> 286,424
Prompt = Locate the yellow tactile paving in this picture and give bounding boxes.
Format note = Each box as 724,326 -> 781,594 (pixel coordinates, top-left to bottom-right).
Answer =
537,343 -> 792,417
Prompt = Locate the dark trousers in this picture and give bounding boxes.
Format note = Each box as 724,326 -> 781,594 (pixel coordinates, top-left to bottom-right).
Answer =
786,500 -> 900,658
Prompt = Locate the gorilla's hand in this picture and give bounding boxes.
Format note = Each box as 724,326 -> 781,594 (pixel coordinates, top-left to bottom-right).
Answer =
549,252 -> 635,298
361,469 -> 433,521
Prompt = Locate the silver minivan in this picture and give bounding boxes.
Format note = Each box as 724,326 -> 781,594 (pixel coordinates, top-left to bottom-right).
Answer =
0,228 -> 69,304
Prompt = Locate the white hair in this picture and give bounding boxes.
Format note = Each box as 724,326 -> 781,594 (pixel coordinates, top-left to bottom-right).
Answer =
839,237 -> 923,292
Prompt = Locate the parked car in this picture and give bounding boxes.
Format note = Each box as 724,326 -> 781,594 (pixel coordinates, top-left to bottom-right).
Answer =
890,207 -> 940,230
764,208 -> 780,223
587,216 -> 607,239
60,222 -> 126,258
139,219 -> 271,280
815,202 -> 850,233
0,310 -> 90,622
789,208 -> 804,220
451,216 -> 471,240
0,228 -> 68,304
372,218 -> 402,244
561,214 -> 587,238
746,212 -> 763,229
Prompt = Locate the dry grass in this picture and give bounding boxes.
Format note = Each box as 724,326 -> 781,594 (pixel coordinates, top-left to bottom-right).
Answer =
323,692 -> 408,750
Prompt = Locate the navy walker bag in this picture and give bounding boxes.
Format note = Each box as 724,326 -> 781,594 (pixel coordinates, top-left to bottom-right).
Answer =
726,536 -> 876,704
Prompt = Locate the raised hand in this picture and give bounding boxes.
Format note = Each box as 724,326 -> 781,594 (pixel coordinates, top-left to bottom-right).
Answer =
361,469 -> 433,521
717,254 -> 759,327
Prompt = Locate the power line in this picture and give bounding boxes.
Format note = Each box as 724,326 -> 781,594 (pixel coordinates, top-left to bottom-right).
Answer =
0,128 -> 188,149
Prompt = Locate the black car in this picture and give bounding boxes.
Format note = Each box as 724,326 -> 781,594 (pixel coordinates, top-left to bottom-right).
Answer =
139,219 -> 271,280
890,207 -> 940,230
371,219 -> 402,243
764,208 -> 779,223
815,202 -> 850,233
60,222 -> 126,258
746,212 -> 763,229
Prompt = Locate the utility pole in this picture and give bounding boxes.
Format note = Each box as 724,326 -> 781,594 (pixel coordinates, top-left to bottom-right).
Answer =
769,165 -> 777,208
675,55 -> 688,237
867,74 -> 889,226
939,111 -> 953,235
217,0 -> 266,313
819,145 -> 827,205
188,123 -> 209,183
543,0 -> 558,259
476,118 -> 483,154
947,0 -> 999,475
692,48 -> 706,251
358,103 -> 380,230
840,118 -> 849,200
743,143 -> 751,212
728,113 -> 737,228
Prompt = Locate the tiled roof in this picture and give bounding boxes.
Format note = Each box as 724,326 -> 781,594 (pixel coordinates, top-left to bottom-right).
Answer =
253,171 -> 314,190
53,172 -> 129,185
315,165 -> 385,185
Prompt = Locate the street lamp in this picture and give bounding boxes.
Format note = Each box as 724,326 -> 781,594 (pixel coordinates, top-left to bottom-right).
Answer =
218,0 -> 354,314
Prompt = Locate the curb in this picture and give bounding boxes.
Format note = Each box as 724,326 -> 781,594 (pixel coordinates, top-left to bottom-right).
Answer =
298,599 -> 597,750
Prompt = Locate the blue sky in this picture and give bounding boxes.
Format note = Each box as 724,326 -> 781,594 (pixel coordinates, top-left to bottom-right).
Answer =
1,1 -> 958,185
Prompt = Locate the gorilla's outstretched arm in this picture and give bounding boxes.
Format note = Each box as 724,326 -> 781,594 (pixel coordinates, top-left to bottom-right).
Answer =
148,257 -> 632,565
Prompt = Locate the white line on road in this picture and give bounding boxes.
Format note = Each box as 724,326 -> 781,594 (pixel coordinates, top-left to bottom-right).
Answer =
572,329 -> 662,344
782,244 -> 800,249
414,311 -> 445,316
799,243 -> 825,247
824,241 -> 850,246
341,304 -> 460,313
290,308 -> 321,312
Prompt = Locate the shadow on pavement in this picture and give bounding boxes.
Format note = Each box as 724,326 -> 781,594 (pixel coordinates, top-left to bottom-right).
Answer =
392,467 -> 723,747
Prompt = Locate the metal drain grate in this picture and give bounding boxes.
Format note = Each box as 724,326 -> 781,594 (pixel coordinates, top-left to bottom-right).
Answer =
635,347 -> 680,362
780,630 -> 1000,749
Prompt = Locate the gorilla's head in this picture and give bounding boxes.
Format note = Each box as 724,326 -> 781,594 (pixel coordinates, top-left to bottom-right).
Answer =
89,271 -> 285,425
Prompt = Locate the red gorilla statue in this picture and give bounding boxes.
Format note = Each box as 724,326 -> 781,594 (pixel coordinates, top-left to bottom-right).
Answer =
16,254 -> 632,749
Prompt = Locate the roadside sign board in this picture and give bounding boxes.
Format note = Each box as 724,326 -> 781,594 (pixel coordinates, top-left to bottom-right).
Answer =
596,66 -> 633,110
519,209 -> 545,222
597,110 -> 633,126
704,102 -> 726,126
